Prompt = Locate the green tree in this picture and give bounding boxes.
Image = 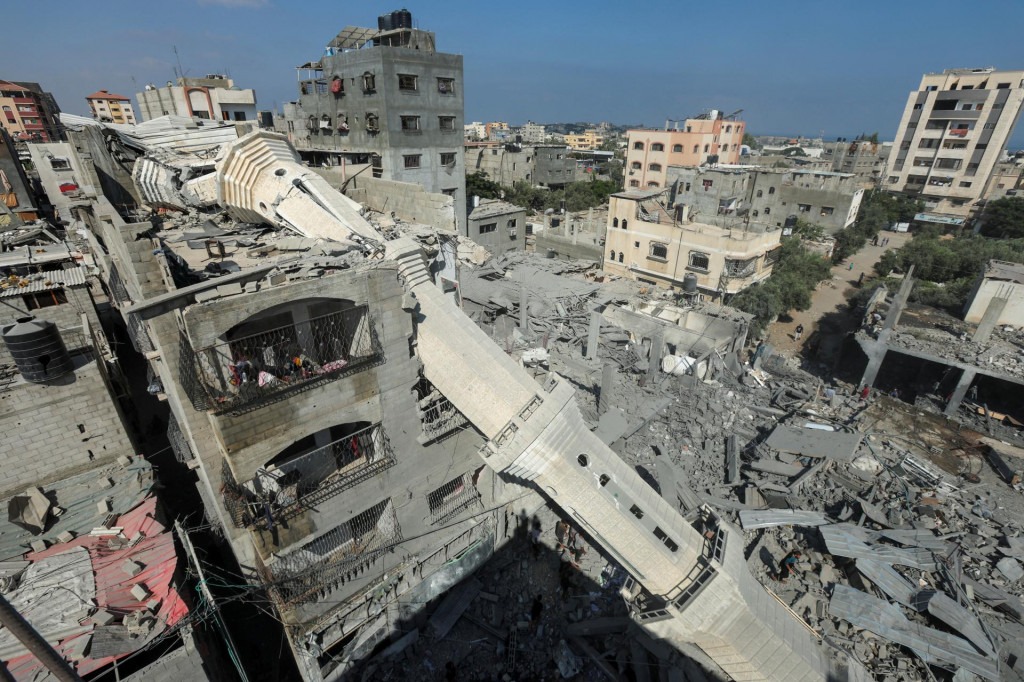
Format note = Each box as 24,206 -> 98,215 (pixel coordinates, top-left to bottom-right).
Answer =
979,197 -> 1024,239
466,172 -> 501,200
742,132 -> 759,150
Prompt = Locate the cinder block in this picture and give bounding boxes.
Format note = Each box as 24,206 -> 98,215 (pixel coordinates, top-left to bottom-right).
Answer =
30,539 -> 48,553
122,560 -> 144,577
56,531 -> 75,544
130,583 -> 150,601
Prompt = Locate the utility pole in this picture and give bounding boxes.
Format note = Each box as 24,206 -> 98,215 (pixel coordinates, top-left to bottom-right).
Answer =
0,592 -> 82,682
174,521 -> 251,682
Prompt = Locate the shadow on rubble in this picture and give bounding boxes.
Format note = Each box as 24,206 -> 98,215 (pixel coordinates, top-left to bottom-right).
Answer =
352,506 -> 717,682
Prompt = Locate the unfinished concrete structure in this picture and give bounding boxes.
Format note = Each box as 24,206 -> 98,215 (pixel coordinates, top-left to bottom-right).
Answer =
465,141 -> 578,188
667,166 -> 865,234
467,199 -> 525,254
136,74 -> 257,123
42,108 -> 873,681
278,13 -> 467,234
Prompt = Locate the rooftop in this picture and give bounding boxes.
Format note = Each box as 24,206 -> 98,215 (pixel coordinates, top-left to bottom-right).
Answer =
85,89 -> 131,101
469,199 -> 524,220
984,259 -> 1024,284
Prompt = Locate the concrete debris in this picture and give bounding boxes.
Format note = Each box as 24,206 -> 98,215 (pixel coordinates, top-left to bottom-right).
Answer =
738,510 -> 828,530
997,557 -> 1024,582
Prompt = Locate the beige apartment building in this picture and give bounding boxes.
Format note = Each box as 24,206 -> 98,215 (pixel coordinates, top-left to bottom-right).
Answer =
884,68 -> 1024,220
85,90 -> 136,124
136,75 -> 257,123
626,114 -> 745,189
603,188 -> 781,300
565,129 -> 604,151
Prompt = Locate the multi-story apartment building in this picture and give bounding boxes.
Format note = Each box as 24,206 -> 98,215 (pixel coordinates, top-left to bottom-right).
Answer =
485,121 -> 510,140
564,128 -> 604,151
465,141 -> 578,187
884,67 -> 1024,219
603,188 -> 781,300
464,121 -> 486,140
136,74 -> 257,123
0,79 -> 62,141
86,89 -> 137,124
279,14 -> 467,233
517,120 -> 546,143
626,113 -> 746,189
668,166 -> 864,234
821,139 -> 891,185
982,160 -> 1024,200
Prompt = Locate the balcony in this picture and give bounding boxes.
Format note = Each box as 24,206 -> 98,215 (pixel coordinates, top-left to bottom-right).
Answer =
257,498 -> 403,607
222,422 -> 396,530
428,472 -> 483,526
180,305 -> 382,414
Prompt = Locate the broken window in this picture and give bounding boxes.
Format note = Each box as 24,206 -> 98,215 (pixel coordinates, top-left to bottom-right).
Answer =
797,204 -> 810,212
401,115 -> 421,131
820,206 -> 834,216
764,247 -> 781,266
647,182 -> 659,187
479,223 -> 497,234
366,113 -> 380,133
439,116 -> 456,131
361,72 -> 376,92
440,152 -> 456,166
725,256 -> 757,277
649,242 -> 668,260
427,472 -> 481,525
403,154 -> 421,169
398,74 -> 418,91
633,141 -> 644,150
22,288 -> 67,310
371,154 -> 382,178
437,77 -> 455,94
688,251 -> 710,271
331,77 -> 344,95
648,163 -> 662,172
651,143 -> 664,152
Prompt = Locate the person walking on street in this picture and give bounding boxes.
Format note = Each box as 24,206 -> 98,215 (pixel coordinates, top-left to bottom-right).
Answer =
848,262 -> 854,271
794,324 -> 804,341
857,272 -> 865,286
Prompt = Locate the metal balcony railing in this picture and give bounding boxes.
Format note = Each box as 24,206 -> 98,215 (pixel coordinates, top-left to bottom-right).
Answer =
261,498 -> 402,606
221,422 -> 395,530
414,375 -> 469,444
428,472 -> 482,526
181,305 -> 382,414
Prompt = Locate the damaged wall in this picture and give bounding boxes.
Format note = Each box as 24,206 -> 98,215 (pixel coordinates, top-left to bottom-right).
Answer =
319,169 -> 457,233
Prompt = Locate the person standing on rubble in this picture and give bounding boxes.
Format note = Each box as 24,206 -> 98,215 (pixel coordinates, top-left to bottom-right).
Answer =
794,324 -> 804,341
859,384 -> 871,401
968,384 -> 979,402
555,519 -> 570,553
771,550 -> 802,583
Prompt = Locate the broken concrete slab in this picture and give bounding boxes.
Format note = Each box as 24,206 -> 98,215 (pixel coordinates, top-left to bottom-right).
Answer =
427,576 -> 481,640
997,557 -> 1024,582
765,424 -> 862,462
739,510 -> 828,530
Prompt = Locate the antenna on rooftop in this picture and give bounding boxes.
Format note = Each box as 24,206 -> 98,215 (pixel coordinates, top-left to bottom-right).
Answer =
173,45 -> 187,82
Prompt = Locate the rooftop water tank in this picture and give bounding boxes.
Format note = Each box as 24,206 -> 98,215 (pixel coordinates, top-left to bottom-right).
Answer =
682,273 -> 698,293
392,8 -> 412,29
378,12 -> 394,31
1,317 -> 74,383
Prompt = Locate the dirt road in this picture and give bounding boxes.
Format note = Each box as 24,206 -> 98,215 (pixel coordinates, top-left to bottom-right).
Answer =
766,230 -> 912,359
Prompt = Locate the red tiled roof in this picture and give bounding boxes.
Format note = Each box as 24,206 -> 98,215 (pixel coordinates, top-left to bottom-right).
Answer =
0,80 -> 27,92
86,89 -> 130,101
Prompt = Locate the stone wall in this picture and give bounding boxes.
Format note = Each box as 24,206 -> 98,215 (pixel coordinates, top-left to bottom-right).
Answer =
322,170 -> 457,233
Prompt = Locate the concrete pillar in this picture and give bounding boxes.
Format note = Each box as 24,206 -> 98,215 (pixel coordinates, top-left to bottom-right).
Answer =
648,331 -> 664,375
860,347 -> 885,388
973,297 -> 1008,344
883,264 -> 915,331
519,284 -> 528,332
585,310 -> 601,358
944,368 -> 977,417
599,362 -> 615,414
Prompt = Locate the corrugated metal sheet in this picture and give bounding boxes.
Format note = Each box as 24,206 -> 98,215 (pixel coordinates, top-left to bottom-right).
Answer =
0,266 -> 88,298
829,585 -> 998,680
912,590 -> 993,656
739,509 -> 828,530
5,497 -> 189,680
819,524 -> 938,570
855,558 -> 918,608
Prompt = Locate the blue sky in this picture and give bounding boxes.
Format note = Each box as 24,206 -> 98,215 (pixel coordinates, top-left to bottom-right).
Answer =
6,0 -> 1024,146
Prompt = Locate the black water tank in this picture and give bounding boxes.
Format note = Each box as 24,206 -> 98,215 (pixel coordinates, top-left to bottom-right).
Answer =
683,273 -> 698,293
392,8 -> 412,29
784,214 -> 798,229
378,12 -> 394,31
1,317 -> 74,383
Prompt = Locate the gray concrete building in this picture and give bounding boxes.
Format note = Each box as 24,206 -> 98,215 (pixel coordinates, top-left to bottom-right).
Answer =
820,140 -> 892,185
465,142 -> 577,188
667,166 -> 864,234
279,16 -> 467,234
467,199 -> 526,254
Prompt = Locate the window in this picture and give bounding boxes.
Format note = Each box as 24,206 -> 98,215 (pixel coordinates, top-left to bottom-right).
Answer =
703,144 -> 710,152
609,250 -> 616,261
439,116 -> 456,131
442,188 -> 457,197
726,125 -> 732,132
398,74 -> 417,90
998,82 -> 1011,89
960,181 -> 972,187
629,180 -> 639,187
688,251 -> 710,271
820,206 -> 834,216
507,218 -> 517,228
651,143 -> 664,152
756,189 -> 763,197
631,161 -> 641,169
618,253 -> 623,263
648,163 -> 662,172
622,220 -> 627,230
721,144 -> 729,151
233,111 -> 247,121
913,103 -> 923,110
692,145 -> 699,153
984,123 -> 996,130
577,454 -> 589,467
437,77 -> 455,94
633,141 -> 644,150
647,182 -> 660,187
401,115 -> 421,131
361,72 -> 376,92
653,527 -> 678,553
768,187 -> 775,194
634,241 -> 640,248
613,218 -> 619,227
649,242 -> 668,260
673,144 -> 682,152
478,223 -> 497,234
366,113 -> 380,133
440,152 -> 456,166
764,207 -> 770,215
629,504 -> 644,520
403,154 -> 421,168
